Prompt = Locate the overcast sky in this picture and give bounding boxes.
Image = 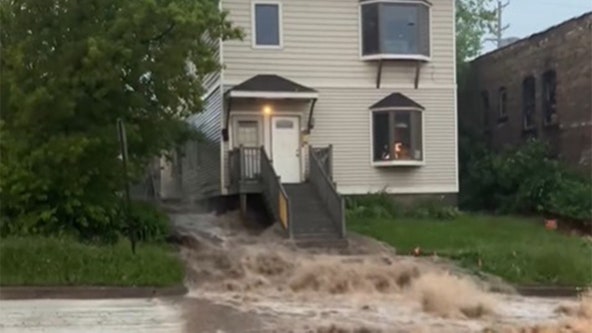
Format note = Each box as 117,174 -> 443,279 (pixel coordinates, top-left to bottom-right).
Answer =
481,0 -> 592,54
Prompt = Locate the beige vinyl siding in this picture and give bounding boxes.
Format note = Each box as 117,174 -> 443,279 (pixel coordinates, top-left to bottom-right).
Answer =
222,0 -> 455,89
308,87 -> 457,194
183,86 -> 223,200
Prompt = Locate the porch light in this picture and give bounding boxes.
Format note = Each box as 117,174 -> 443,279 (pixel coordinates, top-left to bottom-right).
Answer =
263,105 -> 272,115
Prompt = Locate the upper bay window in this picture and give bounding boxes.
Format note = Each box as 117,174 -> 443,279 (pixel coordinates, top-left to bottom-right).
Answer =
361,0 -> 431,60
252,2 -> 282,48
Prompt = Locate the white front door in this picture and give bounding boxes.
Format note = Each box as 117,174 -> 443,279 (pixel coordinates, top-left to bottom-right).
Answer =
271,116 -> 301,183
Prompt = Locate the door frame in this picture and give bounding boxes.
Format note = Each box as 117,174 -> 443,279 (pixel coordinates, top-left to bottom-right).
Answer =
270,115 -> 303,183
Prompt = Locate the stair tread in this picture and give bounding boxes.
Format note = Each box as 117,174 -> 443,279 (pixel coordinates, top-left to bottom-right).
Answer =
282,182 -> 343,242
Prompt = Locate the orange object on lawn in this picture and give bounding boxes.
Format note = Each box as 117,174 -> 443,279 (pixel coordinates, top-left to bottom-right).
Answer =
545,219 -> 558,230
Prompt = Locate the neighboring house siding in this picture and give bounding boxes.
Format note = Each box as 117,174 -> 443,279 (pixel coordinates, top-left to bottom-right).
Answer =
183,86 -> 224,201
203,37 -> 221,93
222,0 -> 455,89
309,87 -> 457,194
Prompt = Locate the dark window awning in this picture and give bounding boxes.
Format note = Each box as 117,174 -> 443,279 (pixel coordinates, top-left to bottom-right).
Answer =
227,74 -> 319,99
370,92 -> 425,111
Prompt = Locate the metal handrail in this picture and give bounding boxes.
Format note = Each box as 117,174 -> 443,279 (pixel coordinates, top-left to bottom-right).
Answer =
259,146 -> 293,238
309,145 -> 346,238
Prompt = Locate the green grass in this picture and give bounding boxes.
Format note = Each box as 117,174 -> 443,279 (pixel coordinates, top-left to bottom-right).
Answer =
349,214 -> 592,286
0,237 -> 184,287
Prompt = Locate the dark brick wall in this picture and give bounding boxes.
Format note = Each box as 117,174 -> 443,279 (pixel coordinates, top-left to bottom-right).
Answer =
459,12 -> 592,174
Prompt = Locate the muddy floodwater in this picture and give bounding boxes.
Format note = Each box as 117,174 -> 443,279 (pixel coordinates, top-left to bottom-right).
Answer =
174,212 -> 592,333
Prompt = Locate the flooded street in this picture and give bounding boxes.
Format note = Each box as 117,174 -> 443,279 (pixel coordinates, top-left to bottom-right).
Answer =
174,212 -> 592,333
1,212 -> 588,333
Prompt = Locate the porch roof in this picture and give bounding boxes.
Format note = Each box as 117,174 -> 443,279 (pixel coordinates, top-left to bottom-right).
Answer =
227,74 -> 319,99
369,92 -> 425,111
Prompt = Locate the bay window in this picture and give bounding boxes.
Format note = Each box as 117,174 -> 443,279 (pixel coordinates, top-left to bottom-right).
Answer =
372,110 -> 423,164
361,0 -> 431,59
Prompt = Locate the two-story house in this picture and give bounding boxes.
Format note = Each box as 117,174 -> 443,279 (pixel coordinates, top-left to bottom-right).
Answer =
167,0 -> 458,240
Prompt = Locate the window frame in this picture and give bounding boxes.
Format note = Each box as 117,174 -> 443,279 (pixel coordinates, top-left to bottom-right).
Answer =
251,1 -> 283,49
498,86 -> 508,122
358,0 -> 432,62
522,75 -> 536,130
369,107 -> 425,167
542,70 -> 557,126
481,90 -> 490,128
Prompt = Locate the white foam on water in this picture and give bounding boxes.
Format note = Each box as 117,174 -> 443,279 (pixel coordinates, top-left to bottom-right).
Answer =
175,212 -> 586,333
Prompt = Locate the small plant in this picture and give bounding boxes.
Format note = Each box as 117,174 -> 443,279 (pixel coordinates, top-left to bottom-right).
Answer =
406,200 -> 462,220
121,201 -> 171,243
346,190 -> 402,220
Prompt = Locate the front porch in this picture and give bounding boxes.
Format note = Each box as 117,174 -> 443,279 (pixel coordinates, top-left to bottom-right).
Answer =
222,74 -> 345,243
228,145 -> 334,194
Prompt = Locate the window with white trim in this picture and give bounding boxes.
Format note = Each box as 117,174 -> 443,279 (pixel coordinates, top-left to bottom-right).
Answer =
361,0 -> 430,59
253,2 -> 281,47
372,110 -> 423,162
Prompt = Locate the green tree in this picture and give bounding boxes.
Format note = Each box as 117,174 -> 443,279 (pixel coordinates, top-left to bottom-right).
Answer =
0,0 -> 241,239
456,0 -> 496,68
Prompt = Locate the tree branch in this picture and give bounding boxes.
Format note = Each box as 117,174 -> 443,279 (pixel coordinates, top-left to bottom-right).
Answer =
141,23 -> 176,44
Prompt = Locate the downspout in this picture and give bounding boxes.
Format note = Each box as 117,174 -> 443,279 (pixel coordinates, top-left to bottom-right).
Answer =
307,98 -> 318,133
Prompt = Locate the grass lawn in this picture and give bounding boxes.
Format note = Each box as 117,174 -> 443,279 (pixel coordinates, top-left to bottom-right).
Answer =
349,214 -> 592,286
0,237 -> 184,287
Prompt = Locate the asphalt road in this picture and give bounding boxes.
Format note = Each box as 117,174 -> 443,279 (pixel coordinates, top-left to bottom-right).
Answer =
0,297 -> 274,333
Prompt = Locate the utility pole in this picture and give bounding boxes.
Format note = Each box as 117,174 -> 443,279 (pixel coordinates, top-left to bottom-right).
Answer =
117,118 -> 136,255
485,0 -> 510,48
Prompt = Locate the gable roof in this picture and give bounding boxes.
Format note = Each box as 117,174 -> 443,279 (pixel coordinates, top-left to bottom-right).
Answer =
370,92 -> 424,110
231,74 -> 317,93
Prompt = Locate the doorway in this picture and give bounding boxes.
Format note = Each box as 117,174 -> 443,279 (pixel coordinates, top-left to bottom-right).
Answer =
271,116 -> 301,183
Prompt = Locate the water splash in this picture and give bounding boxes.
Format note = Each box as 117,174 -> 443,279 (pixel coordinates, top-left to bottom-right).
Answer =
172,212 -> 580,332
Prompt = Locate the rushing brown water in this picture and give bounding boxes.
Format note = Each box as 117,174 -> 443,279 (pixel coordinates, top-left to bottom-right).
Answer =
173,212 -> 591,333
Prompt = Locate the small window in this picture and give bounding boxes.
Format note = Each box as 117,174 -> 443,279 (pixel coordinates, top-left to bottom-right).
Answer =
481,90 -> 490,127
253,2 -> 281,48
276,120 -> 294,129
542,70 -> 557,125
522,76 -> 536,130
498,87 -> 508,121
236,120 -> 260,147
372,110 -> 423,162
361,1 -> 430,59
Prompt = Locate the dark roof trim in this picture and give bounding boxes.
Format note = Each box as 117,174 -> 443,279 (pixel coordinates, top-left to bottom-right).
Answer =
472,11 -> 592,63
369,92 -> 425,110
229,74 -> 317,94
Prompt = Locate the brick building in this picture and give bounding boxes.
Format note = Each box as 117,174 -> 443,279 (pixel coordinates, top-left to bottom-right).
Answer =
460,12 -> 592,174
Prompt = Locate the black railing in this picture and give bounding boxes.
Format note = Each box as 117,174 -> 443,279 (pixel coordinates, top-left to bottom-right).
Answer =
229,146 -> 261,187
309,146 -> 345,238
312,145 -> 333,180
260,147 -> 293,237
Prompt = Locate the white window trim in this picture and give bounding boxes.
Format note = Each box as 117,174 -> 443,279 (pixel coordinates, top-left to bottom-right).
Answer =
251,1 -> 283,50
368,107 -> 426,167
358,0 -> 432,61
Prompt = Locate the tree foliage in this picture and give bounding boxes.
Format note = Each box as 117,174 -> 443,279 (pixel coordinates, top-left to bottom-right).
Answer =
456,0 -> 496,69
0,0 -> 241,239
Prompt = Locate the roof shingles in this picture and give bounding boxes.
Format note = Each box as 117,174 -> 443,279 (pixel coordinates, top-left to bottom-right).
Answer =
231,74 -> 316,93
370,93 -> 424,110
